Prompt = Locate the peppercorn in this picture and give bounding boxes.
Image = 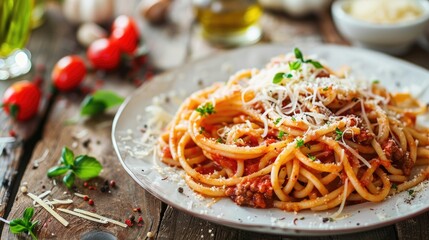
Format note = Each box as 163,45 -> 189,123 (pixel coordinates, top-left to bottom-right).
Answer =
125,219 -> 133,227
88,199 -> 94,206
110,180 -> 116,188
129,215 -> 135,222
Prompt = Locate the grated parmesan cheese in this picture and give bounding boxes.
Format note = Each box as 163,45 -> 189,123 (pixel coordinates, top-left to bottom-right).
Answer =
27,193 -> 69,227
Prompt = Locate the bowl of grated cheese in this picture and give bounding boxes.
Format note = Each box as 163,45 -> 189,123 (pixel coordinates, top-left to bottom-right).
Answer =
332,0 -> 429,55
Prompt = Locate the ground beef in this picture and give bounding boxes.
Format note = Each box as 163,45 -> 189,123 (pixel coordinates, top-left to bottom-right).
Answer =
225,176 -> 273,208
343,115 -> 375,144
382,139 -> 413,175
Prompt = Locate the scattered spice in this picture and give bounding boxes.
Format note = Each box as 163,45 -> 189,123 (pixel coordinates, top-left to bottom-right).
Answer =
177,187 -> 184,193
125,219 -> 133,227
129,215 -> 135,222
138,216 -> 143,223
82,139 -> 91,148
110,180 -> 116,188
322,217 -> 334,223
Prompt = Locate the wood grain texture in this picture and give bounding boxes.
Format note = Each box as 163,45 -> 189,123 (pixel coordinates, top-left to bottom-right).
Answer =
2,76 -> 162,239
396,212 -> 429,240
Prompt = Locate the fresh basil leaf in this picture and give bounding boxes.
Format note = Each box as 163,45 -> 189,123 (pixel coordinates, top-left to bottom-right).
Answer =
289,61 -> 302,70
74,155 -> 103,180
307,60 -> 323,69
273,72 -> 285,84
9,219 -> 27,233
47,166 -> 69,177
61,147 -> 74,166
80,96 -> 107,117
294,48 -> 304,62
63,172 -> 75,188
285,73 -> 293,78
92,90 -> 124,108
23,208 -> 34,222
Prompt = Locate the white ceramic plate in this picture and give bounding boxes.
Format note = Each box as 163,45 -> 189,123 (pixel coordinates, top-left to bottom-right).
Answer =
112,44 -> 429,236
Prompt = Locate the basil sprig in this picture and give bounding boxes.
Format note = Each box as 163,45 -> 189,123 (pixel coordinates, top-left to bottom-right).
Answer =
9,207 -> 38,240
47,147 -> 102,188
80,90 -> 124,117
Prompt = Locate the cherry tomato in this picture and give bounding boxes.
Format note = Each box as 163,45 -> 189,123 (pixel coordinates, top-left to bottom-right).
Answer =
87,38 -> 121,70
52,55 -> 86,91
110,15 -> 139,54
2,81 -> 41,121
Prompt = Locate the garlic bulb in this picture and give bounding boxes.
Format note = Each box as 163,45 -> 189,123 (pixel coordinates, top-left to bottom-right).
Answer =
63,0 -> 114,24
77,23 -> 108,47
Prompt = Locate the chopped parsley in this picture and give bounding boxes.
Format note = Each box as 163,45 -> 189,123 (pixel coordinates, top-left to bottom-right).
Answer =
278,131 -> 285,140
296,138 -> 304,148
307,153 -> 316,161
372,80 -> 380,84
196,102 -> 215,117
408,189 -> 414,195
291,116 -> 296,122
391,183 -> 398,190
323,86 -> 329,91
216,138 -> 224,143
335,127 -> 343,141
274,118 -> 282,125
199,127 -> 205,134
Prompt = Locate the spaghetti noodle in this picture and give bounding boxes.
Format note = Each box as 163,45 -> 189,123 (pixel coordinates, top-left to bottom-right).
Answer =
158,48 -> 429,212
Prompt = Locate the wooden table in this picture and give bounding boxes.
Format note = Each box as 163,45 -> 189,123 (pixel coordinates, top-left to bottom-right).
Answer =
1,1 -> 429,239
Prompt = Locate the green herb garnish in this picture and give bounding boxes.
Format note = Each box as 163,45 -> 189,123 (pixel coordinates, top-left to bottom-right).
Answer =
80,90 -> 124,117
323,86 -> 329,91
408,189 -> 414,195
372,80 -> 380,84
9,207 -> 38,240
273,72 -> 293,84
291,48 -> 324,70
335,127 -> 343,141
307,154 -> 316,161
274,118 -> 282,125
288,61 -> 302,71
199,127 -> 205,134
391,183 -> 398,190
291,116 -> 296,122
47,147 -> 102,188
296,138 -> 304,148
196,102 -> 215,117
278,131 -> 285,140
216,138 -> 224,143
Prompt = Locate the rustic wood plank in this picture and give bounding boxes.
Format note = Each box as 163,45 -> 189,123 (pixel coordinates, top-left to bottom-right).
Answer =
0,3 -> 75,218
2,73 -> 162,239
395,212 -> 429,240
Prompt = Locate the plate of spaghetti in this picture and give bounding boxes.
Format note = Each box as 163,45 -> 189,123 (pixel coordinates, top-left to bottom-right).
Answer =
112,44 -> 429,235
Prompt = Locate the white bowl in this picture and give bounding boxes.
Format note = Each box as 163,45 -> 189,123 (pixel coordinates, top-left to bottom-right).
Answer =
332,0 -> 429,55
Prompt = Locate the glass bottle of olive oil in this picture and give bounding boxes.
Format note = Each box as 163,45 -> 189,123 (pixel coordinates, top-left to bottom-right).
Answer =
0,0 -> 33,80
194,0 -> 262,47
0,0 -> 32,57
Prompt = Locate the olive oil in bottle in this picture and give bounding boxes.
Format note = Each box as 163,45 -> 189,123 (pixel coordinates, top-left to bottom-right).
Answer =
194,0 -> 262,46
